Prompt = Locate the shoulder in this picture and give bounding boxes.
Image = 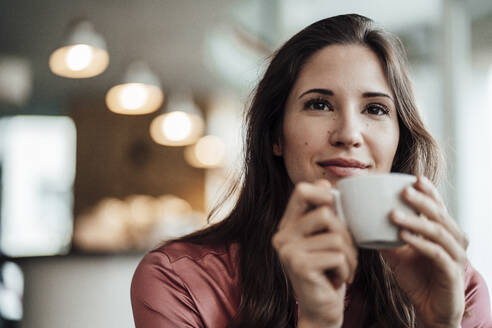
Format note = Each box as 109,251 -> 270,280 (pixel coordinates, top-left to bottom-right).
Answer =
143,241 -> 240,277
131,241 -> 241,327
134,240 -> 239,272
132,240 -> 240,289
462,260 -> 492,327
152,240 -> 238,264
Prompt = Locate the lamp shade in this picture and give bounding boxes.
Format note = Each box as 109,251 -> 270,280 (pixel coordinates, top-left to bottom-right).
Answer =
150,91 -> 204,146
150,111 -> 204,147
106,61 -> 164,115
49,20 -> 109,78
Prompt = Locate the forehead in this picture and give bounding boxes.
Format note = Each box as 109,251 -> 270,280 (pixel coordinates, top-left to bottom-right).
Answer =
292,44 -> 393,97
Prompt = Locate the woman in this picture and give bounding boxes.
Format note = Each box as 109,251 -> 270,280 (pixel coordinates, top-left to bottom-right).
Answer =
131,14 -> 492,327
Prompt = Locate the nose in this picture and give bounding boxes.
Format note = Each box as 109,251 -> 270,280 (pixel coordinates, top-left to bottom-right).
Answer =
328,108 -> 363,149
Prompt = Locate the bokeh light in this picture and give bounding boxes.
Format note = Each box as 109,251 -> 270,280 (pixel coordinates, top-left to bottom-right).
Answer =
185,135 -> 226,168
162,111 -> 192,141
65,44 -> 93,71
118,83 -> 149,110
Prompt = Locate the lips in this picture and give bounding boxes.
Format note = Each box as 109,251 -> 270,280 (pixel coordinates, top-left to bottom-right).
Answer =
318,158 -> 369,168
318,158 -> 370,177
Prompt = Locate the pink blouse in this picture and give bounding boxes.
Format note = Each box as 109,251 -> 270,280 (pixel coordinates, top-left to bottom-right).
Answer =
131,241 -> 492,327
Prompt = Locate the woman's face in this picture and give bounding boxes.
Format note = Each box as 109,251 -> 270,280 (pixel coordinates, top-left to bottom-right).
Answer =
274,44 -> 400,186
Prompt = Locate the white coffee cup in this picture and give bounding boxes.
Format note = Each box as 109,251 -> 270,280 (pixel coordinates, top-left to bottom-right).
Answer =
331,173 -> 417,249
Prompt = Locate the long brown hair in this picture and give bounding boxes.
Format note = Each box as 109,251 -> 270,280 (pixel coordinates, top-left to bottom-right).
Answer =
177,14 -> 445,327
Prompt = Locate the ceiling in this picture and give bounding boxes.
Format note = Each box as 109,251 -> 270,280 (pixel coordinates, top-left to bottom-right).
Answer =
1,0 -> 236,107
1,0 -> 491,110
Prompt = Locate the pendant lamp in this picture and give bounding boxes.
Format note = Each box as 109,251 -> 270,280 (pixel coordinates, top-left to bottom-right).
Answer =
149,91 -> 204,146
49,20 -> 109,78
106,61 -> 164,115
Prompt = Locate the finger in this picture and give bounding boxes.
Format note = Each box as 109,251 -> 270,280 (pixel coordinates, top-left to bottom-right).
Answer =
297,206 -> 356,274
298,233 -> 358,283
313,178 -> 332,189
281,245 -> 350,286
399,230 -> 457,278
402,185 -> 468,250
302,251 -> 351,288
274,205 -> 340,247
390,210 -> 466,264
283,205 -> 357,282
272,206 -> 342,250
298,205 -> 349,238
414,176 -> 470,250
279,180 -> 334,230
414,176 -> 446,208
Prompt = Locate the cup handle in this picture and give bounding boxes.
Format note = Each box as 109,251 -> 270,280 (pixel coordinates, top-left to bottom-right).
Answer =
331,189 -> 345,223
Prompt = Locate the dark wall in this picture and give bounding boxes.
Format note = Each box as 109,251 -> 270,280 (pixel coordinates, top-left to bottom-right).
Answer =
70,98 -> 205,218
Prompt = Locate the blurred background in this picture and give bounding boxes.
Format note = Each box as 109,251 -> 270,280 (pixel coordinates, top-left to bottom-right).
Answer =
0,0 -> 491,327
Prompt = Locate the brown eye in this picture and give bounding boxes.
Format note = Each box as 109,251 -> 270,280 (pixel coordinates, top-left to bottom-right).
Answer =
365,103 -> 389,116
304,98 -> 333,111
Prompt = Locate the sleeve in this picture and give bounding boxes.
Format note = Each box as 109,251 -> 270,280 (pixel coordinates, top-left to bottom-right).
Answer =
130,251 -> 205,328
461,261 -> 492,328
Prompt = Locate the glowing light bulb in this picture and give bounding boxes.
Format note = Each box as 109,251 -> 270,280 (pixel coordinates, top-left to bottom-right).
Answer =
65,45 -> 93,71
195,135 -> 225,167
118,84 -> 149,110
162,112 -> 192,141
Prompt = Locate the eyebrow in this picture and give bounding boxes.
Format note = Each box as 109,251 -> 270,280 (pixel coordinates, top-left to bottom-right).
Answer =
298,88 -> 393,102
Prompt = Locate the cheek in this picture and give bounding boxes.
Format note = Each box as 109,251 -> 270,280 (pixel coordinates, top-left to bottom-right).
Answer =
370,125 -> 399,170
280,118 -> 324,181
283,122 -> 322,156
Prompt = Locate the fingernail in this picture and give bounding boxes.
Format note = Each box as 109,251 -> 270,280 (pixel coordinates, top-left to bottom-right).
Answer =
405,186 -> 415,196
393,210 -> 405,221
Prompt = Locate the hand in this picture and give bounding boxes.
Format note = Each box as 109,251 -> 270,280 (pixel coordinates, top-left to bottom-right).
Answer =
272,179 -> 358,328
381,175 -> 468,328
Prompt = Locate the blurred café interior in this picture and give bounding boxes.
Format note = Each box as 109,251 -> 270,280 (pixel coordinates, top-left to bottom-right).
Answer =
0,0 -> 491,327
